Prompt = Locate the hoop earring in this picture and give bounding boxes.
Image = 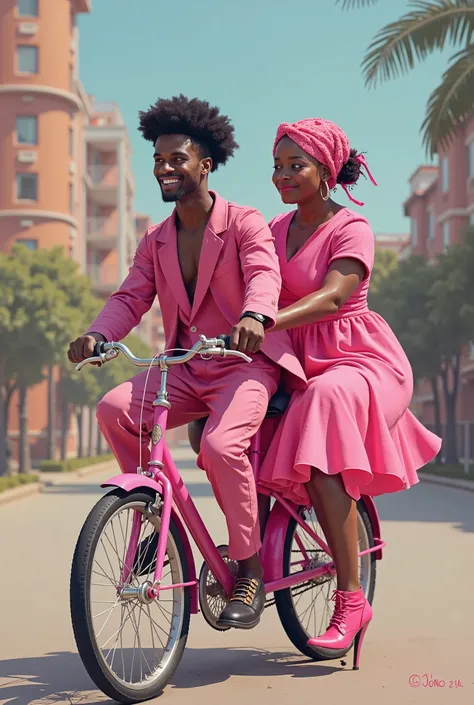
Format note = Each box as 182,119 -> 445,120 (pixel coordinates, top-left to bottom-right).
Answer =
320,181 -> 330,201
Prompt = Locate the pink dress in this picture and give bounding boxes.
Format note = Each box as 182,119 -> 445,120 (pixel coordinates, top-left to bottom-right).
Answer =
259,208 -> 442,504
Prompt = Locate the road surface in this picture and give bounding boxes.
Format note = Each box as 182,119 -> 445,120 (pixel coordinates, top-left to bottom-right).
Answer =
1,448 -> 473,705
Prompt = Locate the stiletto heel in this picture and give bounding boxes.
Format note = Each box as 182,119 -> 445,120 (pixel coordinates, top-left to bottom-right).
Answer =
307,588 -> 373,664
352,622 -> 369,670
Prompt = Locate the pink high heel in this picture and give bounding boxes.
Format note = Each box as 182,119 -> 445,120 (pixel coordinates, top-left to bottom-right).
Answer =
307,588 -> 373,670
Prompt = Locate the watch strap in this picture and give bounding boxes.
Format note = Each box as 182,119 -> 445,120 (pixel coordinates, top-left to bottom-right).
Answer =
239,311 -> 271,328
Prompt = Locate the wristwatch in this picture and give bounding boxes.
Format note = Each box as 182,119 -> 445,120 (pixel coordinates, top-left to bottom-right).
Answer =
239,311 -> 272,329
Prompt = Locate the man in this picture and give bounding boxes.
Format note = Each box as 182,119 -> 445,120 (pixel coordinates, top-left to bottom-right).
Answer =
68,95 -> 306,629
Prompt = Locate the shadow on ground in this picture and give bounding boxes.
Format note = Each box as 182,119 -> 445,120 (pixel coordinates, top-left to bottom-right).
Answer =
42,473 -> 474,534
373,482 -> 474,534
0,648 -> 340,705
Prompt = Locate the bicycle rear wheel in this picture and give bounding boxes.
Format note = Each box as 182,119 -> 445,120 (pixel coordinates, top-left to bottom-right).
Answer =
70,488 -> 190,703
274,499 -> 376,660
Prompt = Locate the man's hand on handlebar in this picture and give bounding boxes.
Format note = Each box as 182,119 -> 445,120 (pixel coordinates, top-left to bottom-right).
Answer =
67,333 -> 107,366
230,317 -> 264,354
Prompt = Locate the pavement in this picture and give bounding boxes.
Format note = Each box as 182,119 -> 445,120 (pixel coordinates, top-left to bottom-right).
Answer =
1,447 -> 473,705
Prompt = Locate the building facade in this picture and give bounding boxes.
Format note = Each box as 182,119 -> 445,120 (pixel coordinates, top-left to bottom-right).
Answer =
374,232 -> 410,256
403,116 -> 474,433
0,0 -> 158,463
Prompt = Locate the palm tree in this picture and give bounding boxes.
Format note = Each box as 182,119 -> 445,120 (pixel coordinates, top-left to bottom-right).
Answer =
336,0 -> 474,156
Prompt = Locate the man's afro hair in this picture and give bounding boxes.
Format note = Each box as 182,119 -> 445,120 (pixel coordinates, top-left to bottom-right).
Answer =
138,94 -> 238,171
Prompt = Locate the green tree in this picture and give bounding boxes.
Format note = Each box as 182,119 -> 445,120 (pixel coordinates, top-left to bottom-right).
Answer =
370,255 -> 444,457
336,0 -> 474,155
60,365 -> 101,459
62,332 -> 153,458
0,246 -> 102,474
372,231 -> 474,464
0,255 -> 31,475
428,230 -> 474,462
24,246 -> 99,460
58,295 -> 102,460
0,250 -> 72,473
368,246 -> 399,301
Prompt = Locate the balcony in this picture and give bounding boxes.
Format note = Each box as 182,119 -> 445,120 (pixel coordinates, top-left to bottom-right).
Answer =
87,217 -> 118,249
88,263 -> 119,296
75,0 -> 92,13
85,165 -> 118,205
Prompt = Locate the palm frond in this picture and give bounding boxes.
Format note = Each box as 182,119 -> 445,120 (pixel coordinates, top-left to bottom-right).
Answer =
335,0 -> 381,9
421,43 -> 474,155
362,0 -> 474,88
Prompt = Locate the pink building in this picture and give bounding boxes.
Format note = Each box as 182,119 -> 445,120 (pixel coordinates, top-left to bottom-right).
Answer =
85,100 -> 137,297
0,0 -> 157,463
132,213 -> 166,353
403,117 -> 474,428
374,232 -> 410,256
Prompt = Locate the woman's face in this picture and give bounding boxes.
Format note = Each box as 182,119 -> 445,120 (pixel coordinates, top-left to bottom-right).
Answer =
272,137 -> 330,205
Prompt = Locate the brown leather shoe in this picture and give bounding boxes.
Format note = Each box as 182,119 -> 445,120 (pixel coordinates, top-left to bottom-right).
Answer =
216,577 -> 265,630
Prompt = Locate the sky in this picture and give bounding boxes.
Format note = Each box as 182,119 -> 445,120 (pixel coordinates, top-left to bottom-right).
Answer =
78,0 -> 451,236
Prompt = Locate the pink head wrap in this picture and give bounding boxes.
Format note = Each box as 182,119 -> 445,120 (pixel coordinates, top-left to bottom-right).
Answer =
272,118 -> 377,206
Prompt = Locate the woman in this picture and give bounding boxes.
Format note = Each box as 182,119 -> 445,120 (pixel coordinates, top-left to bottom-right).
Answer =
189,117 -> 441,667
257,117 -> 441,666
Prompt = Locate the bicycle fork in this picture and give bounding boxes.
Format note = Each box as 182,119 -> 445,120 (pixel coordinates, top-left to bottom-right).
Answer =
119,364 -> 195,601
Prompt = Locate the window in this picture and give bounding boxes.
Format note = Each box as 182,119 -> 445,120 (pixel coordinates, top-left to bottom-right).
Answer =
411,218 -> 418,247
16,238 -> 37,250
469,213 -> 474,226
469,142 -> 474,179
69,127 -> 74,157
17,45 -> 38,74
69,183 -> 74,214
428,210 -> 435,241
442,221 -> 450,251
441,156 -> 449,193
16,115 -> 37,144
16,172 -> 37,200
18,0 -> 38,16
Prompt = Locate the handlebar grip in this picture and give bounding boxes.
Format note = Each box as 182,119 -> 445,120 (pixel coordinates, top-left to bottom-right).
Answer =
92,341 -> 106,357
216,334 -> 231,350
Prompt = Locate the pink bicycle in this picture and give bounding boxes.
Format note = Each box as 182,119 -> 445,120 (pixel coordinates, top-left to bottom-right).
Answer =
70,336 -> 385,703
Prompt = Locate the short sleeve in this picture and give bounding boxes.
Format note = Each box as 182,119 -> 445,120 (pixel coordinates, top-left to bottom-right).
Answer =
328,218 -> 375,280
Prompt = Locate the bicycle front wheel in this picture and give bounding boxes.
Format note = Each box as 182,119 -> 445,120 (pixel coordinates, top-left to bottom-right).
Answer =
70,488 -> 190,703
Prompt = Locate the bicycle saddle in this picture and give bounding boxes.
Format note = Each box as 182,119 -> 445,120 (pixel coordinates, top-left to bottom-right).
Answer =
265,389 -> 290,418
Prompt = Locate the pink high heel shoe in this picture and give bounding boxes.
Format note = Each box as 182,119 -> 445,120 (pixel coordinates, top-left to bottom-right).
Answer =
307,588 -> 373,670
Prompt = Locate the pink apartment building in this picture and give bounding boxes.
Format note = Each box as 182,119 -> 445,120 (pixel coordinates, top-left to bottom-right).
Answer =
403,116 -> 474,428
0,0 -> 157,463
374,233 -> 410,256
132,213 -> 167,353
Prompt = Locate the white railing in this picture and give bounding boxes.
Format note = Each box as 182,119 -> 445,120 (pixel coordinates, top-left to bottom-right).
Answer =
87,217 -> 117,238
87,165 -> 116,185
88,263 -> 118,291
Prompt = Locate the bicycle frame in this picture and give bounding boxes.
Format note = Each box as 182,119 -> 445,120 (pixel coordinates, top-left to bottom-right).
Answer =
102,357 -> 386,610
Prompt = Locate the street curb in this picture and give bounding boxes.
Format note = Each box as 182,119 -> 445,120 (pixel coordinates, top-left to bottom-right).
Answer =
419,472 -> 474,494
0,480 -> 42,507
0,460 -> 118,506
40,460 -> 118,485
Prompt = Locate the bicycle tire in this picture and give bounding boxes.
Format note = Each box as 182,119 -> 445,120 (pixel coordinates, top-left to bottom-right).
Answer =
70,488 -> 191,703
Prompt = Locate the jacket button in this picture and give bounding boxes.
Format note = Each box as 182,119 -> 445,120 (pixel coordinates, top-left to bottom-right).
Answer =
190,326 -> 197,333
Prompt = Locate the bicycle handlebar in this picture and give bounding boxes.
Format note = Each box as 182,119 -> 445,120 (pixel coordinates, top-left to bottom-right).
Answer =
74,335 -> 252,372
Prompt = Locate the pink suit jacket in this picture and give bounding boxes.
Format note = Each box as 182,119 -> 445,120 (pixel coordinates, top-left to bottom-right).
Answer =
87,191 -> 307,389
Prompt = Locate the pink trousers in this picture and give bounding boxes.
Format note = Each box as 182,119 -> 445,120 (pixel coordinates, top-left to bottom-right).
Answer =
96,357 -> 279,560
